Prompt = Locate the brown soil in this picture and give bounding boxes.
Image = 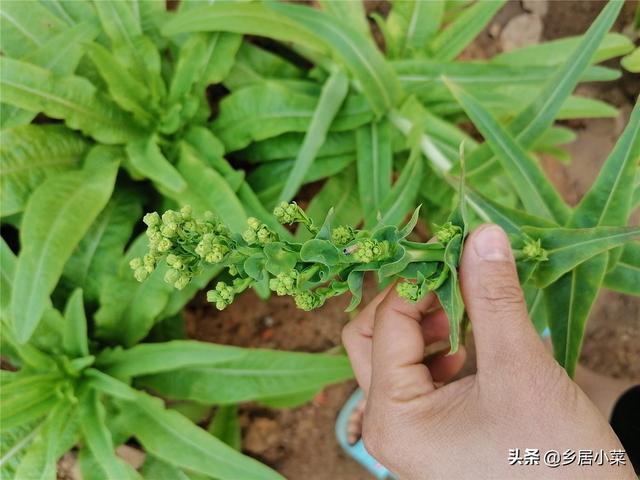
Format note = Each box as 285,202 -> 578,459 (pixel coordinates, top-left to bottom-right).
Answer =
185,2 -> 640,479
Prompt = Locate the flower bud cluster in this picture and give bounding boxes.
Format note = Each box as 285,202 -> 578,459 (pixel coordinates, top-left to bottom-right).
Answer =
522,238 -> 548,262
206,281 -> 236,310
293,291 -> 324,311
130,206 -> 233,290
274,202 -> 317,233
331,225 -> 355,246
269,270 -> 298,296
351,239 -> 391,263
435,222 -> 462,244
242,217 -> 277,245
396,281 -> 420,301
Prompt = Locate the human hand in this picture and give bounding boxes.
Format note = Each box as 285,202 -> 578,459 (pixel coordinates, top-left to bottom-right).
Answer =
342,224 -> 634,479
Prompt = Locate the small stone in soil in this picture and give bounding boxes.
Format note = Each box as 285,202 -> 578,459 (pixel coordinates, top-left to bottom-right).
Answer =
522,0 -> 548,17
244,417 -> 283,459
500,13 -> 543,52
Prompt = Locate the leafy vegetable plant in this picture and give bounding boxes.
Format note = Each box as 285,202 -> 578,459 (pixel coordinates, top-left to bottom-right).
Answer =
1,241 -> 351,479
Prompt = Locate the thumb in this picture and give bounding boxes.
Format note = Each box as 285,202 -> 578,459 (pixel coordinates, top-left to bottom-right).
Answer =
459,224 -> 541,371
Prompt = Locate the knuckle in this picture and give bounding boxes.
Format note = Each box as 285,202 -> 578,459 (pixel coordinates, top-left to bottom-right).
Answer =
477,278 -> 524,313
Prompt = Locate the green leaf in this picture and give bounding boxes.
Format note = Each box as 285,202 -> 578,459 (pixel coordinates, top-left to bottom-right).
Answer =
301,167 -> 362,240
357,120 -> 393,227
319,0 -> 369,39
0,421 -> 42,480
464,0 -> 624,179
1,22 -> 100,128
494,32 -> 634,67
376,143 -> 424,227
78,389 -> 140,480
434,234 -> 464,353
0,57 -> 144,144
62,189 -> 142,303
0,238 -> 17,319
11,150 -> 119,343
213,83 -> 372,152
174,144 -> 247,233
386,0 -> 443,57
570,102 -> 640,228
269,1 -> 401,115
94,235 -> 173,346
126,392 -> 283,480
621,46 -> 640,72
0,124 -> 89,218
96,340 -> 246,378
464,188 -> 556,235
140,456 -> 191,480
278,68 -> 349,203
86,42 -> 154,124
300,239 -> 341,266
62,288 -> 89,358
0,1 -> 65,57
14,400 -> 78,480
126,136 -> 187,193
162,2 -> 321,50
545,255 -> 607,378
137,348 -> 353,405
603,244 -> 640,296
94,0 -> 141,47
395,60 -> 618,93
429,0 -> 505,60
524,225 -> 640,287
208,405 -> 241,451
1,382 -> 58,431
447,81 -> 569,223
84,369 -> 137,401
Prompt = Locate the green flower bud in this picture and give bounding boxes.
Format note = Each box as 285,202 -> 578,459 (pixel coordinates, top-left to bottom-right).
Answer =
352,239 -> 390,263
143,254 -> 156,268
161,223 -> 178,237
129,257 -> 143,270
331,225 -> 355,246
269,270 -> 298,296
523,238 -> 548,262
247,217 -> 261,230
164,268 -> 180,285
257,226 -> 275,244
294,291 -> 324,311
174,274 -> 190,290
206,281 -> 236,310
435,222 -> 462,244
228,264 -> 239,276
157,238 -> 172,252
180,205 -> 192,219
143,212 -> 161,227
396,281 -> 420,302
274,202 -> 302,224
242,229 -> 257,244
134,267 -> 149,282
162,210 -> 179,225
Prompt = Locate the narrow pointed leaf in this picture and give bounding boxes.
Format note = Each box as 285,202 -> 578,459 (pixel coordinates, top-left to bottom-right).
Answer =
126,137 -> 187,193
447,81 -> 569,223
127,392 -> 283,480
62,289 -> 89,358
465,0 -> 624,178
357,120 -> 393,226
278,68 -> 349,203
78,390 -> 139,480
524,225 -> 640,287
545,255 -> 607,377
603,243 -> 640,296
429,0 -> 505,60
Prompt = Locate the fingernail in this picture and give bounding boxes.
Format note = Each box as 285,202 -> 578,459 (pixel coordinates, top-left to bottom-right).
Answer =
473,225 -> 510,261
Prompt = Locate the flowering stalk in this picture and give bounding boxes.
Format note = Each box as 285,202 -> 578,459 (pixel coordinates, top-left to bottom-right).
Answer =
131,203 -> 549,316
